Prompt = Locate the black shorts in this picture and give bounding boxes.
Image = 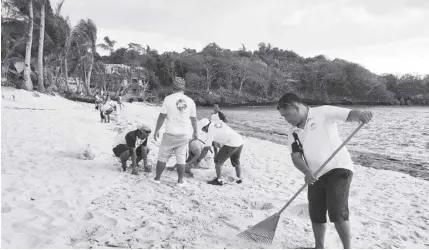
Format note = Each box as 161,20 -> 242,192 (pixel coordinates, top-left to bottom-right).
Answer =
214,145 -> 243,166
308,168 -> 353,223
112,144 -> 145,158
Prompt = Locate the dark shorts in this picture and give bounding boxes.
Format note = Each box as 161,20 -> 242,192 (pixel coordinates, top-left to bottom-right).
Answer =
308,168 -> 353,223
105,109 -> 113,115
112,144 -> 146,158
214,145 -> 243,167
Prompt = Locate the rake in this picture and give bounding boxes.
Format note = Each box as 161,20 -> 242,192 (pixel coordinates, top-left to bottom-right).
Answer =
237,123 -> 364,245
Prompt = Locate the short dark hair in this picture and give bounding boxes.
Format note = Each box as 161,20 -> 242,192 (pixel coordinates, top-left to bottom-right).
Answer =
277,93 -> 302,109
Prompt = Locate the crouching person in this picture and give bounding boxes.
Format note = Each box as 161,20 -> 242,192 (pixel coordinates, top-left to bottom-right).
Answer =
185,119 -> 215,172
112,124 -> 152,175
197,118 -> 244,186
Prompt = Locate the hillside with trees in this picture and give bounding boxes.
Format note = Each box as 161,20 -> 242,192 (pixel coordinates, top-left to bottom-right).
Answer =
2,0 -> 428,106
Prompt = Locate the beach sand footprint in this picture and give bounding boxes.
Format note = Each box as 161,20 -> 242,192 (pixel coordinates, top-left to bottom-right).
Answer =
288,203 -> 309,219
249,200 -> 274,211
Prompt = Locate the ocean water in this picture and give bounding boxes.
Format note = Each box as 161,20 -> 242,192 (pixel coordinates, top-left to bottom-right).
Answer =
197,106 -> 429,166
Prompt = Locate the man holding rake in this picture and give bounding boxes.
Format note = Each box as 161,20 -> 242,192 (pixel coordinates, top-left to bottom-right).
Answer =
277,93 -> 373,249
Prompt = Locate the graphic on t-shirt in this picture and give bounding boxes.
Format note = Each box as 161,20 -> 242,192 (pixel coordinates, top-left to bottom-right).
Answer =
308,118 -> 317,130
176,99 -> 188,112
214,123 -> 223,128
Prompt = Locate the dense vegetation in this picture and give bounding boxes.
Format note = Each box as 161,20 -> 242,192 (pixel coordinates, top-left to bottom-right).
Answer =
2,0 -> 428,106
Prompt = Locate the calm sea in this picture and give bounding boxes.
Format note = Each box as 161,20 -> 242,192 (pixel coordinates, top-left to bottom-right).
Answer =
197,106 -> 429,166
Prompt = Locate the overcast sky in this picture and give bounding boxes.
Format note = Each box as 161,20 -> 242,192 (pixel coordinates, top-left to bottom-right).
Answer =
51,0 -> 429,75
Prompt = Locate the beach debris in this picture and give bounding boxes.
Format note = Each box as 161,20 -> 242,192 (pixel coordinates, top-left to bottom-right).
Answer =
83,211 -> 93,220
77,144 -> 96,160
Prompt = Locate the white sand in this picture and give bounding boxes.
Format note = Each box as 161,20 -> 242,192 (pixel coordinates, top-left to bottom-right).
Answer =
1,87 -> 429,248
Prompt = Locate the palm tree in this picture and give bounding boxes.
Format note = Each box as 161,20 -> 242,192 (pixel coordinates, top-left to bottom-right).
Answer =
97,36 -> 116,54
71,19 -> 97,95
19,0 -> 34,90
37,0 -> 46,92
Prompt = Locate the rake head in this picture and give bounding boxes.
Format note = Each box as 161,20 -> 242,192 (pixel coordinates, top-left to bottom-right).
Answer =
237,213 -> 281,245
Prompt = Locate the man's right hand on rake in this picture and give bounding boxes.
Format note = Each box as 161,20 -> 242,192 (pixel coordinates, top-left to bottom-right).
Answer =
304,170 -> 318,185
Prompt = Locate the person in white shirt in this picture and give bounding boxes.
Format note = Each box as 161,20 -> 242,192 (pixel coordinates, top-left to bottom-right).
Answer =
100,95 -> 117,123
117,94 -> 125,110
153,77 -> 198,184
277,92 -> 373,249
196,115 -> 244,186
94,93 -> 102,110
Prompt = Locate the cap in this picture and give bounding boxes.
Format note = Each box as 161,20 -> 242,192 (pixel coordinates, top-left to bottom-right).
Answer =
172,77 -> 186,90
199,118 -> 210,129
137,123 -> 151,133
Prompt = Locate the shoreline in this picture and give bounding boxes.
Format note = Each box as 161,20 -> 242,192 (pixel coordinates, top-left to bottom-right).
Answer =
196,101 -> 429,108
224,123 -> 429,182
62,92 -> 429,108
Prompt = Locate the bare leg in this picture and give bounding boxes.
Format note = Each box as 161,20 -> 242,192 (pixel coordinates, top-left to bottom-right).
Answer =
139,146 -> 150,172
312,223 -> 327,249
335,221 -> 351,249
119,151 -> 130,172
176,164 -> 185,183
154,161 -> 166,181
232,163 -> 242,179
215,163 -> 223,179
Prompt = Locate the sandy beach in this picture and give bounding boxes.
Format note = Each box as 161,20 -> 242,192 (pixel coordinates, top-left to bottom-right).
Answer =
1,87 -> 429,248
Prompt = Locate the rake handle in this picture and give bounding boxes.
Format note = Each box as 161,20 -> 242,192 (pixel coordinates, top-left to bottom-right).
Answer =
278,123 -> 364,214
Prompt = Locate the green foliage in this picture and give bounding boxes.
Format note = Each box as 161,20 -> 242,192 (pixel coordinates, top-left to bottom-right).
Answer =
2,0 -> 427,105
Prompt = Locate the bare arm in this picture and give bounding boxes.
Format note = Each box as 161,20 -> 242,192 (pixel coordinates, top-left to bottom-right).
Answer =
291,152 -> 318,184
346,110 -> 373,124
197,146 -> 211,162
155,113 -> 167,132
190,116 -> 198,139
130,147 -> 137,167
154,113 -> 167,140
186,154 -> 200,166
291,152 -> 311,175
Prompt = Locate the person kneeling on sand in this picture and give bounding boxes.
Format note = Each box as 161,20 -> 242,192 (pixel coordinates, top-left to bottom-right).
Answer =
196,116 -> 244,186
184,118 -> 215,173
112,123 -> 152,175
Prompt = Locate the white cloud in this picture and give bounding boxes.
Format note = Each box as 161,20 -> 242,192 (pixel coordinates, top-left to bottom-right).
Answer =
51,0 -> 429,75
281,11 -> 304,27
96,28 -> 204,55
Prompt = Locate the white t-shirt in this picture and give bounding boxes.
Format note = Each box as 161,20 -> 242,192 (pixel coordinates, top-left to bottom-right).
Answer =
204,121 -> 244,147
287,105 -> 354,177
160,92 -> 196,136
101,101 -> 116,112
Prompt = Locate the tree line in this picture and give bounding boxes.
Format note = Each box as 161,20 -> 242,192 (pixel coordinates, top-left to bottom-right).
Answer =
2,0 -> 428,105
